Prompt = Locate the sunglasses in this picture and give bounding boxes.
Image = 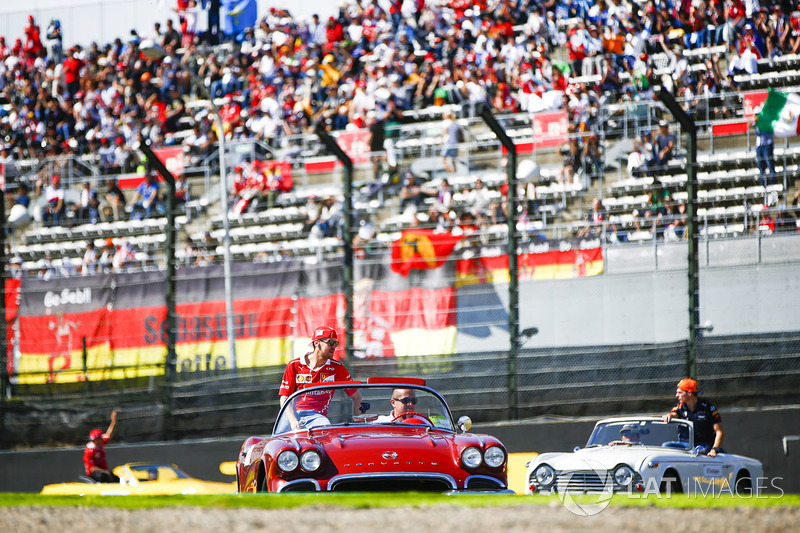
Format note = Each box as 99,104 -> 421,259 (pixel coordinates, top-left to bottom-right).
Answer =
393,397 -> 417,405
320,339 -> 339,347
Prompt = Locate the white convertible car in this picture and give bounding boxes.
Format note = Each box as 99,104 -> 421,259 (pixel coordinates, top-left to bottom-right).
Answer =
525,417 -> 763,496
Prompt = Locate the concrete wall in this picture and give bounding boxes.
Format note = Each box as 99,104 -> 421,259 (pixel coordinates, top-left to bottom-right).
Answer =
3,407 -> 798,494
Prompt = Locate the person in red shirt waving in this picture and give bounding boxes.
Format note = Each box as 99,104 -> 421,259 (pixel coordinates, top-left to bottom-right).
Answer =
83,410 -> 119,483
279,326 -> 363,431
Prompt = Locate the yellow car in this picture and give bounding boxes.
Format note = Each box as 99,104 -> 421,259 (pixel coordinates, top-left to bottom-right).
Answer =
41,462 -> 236,495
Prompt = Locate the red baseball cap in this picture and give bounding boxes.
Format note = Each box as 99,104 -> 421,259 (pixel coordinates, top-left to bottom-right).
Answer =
89,429 -> 103,440
677,378 -> 698,393
312,326 -> 337,343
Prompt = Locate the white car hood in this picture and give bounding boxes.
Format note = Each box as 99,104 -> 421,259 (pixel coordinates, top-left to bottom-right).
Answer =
536,446 -> 684,471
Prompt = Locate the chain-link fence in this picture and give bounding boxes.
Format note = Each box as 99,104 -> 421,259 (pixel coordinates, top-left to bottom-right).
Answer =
3,216 -> 800,447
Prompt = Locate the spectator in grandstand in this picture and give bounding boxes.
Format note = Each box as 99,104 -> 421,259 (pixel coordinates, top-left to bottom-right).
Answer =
128,173 -> 160,220
727,21 -> 762,76
81,240 -> 98,275
353,217 -> 377,259
441,110 -> 462,174
627,136 -> 650,178
663,378 -> 724,457
751,116 -> 775,187
465,178 -> 494,223
652,121 -> 676,175
663,202 -> 688,241
112,238 -> 137,271
399,172 -> 433,213
102,179 -> 126,222
12,183 -> 31,209
174,174 -> 189,206
636,180 -> 671,232
194,231 -> 217,266
558,138 -> 582,187
84,410 -> 120,483
582,134 -> 604,184
40,174 -> 65,227
436,178 -> 454,213
311,195 -> 344,240
36,254 -> 54,281
99,238 -> 115,272
71,181 -> 100,225
45,19 -> 63,64
576,197 -> 606,238
7,256 -> 23,279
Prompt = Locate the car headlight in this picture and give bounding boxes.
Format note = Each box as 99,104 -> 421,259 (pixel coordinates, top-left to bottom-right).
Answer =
613,465 -> 635,486
300,450 -> 321,472
532,464 -> 555,488
483,446 -> 505,468
276,450 -> 299,472
461,446 -> 482,469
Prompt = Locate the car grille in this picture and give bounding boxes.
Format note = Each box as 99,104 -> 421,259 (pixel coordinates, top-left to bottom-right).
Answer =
280,481 -> 319,492
554,471 -> 607,492
548,470 -> 643,493
329,475 -> 454,492
465,476 -> 505,490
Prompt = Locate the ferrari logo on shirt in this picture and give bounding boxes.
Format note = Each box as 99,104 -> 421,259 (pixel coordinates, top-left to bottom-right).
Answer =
296,374 -> 312,383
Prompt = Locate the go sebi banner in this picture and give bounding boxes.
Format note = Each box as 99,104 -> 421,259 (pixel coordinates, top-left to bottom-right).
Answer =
17,262 -> 300,385
15,257 -> 458,385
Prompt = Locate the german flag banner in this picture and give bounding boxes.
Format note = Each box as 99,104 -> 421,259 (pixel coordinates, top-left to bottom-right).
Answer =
455,240 -> 604,287
390,229 -> 463,277
15,255 -> 459,384
17,262 -> 300,385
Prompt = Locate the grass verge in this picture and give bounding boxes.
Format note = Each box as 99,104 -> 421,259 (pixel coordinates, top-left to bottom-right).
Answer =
0,493 -> 798,510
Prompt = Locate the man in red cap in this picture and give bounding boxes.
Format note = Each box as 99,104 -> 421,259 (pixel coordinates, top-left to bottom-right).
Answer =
663,378 -> 724,457
83,410 -> 119,482
278,326 -> 363,430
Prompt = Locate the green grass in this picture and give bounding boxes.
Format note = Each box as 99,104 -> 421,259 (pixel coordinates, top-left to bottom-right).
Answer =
1,493 -> 799,510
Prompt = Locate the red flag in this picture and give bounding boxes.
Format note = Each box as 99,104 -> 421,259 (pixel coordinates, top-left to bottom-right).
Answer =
391,229 -> 463,277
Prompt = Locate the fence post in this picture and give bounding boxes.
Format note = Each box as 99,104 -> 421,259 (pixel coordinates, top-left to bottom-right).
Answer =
477,103 -> 520,419
659,88 -> 699,379
140,142 -> 178,439
314,124 -> 354,361
0,194 -> 6,402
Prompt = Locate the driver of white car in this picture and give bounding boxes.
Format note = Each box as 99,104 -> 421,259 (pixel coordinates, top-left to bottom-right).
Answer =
619,424 -> 641,443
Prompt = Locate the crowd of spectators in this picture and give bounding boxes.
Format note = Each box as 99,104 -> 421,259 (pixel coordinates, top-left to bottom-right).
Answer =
3,0 -> 800,274
6,0 -> 800,168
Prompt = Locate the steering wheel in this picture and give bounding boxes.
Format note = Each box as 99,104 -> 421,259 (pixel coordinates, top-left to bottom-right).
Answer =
391,412 -> 434,425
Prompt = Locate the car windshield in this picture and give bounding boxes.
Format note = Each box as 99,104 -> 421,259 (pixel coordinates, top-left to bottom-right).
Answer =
128,464 -> 190,481
587,420 -> 694,449
274,384 -> 455,435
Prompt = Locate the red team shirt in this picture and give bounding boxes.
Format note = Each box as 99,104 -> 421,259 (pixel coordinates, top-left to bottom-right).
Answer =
279,354 -> 355,415
83,435 -> 109,475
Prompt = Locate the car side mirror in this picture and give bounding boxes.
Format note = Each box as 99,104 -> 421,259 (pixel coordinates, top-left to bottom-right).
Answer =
457,416 -> 472,433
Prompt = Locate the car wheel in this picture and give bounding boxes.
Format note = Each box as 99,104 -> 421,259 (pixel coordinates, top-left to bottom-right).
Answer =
735,470 -> 752,496
659,470 -> 682,495
258,467 -> 269,493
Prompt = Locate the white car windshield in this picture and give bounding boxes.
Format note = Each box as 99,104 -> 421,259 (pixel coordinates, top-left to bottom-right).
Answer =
587,420 -> 693,449
274,384 -> 455,435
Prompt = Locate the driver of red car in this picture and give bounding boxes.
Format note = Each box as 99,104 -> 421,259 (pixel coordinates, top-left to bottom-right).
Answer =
279,326 -> 363,430
375,388 -> 418,423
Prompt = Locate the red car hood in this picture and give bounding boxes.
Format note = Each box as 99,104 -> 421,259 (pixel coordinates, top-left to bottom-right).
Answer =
286,426 -> 478,474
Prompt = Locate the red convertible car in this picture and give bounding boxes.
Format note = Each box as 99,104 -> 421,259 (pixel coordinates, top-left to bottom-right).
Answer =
236,377 -> 512,493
